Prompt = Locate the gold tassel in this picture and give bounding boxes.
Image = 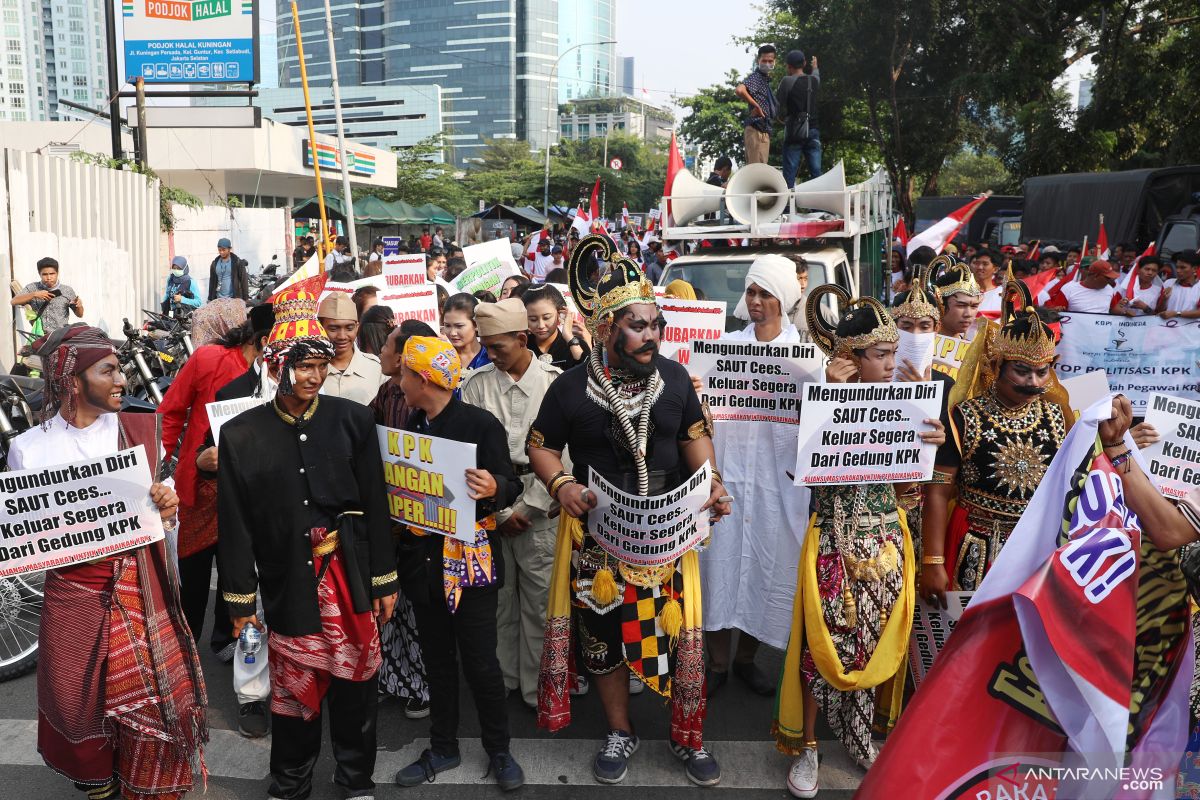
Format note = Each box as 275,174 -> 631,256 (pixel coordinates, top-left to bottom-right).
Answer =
591,567 -> 619,606
659,596 -> 683,644
843,582 -> 857,628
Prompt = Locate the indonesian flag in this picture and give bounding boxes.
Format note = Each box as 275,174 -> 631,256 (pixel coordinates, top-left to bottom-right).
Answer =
1039,262 -> 1081,305
1123,242 -> 1157,298
1096,214 -> 1110,260
1022,266 -> 1059,299
270,254 -> 322,298
587,176 -> 601,232
640,209 -> 660,249
570,204 -> 590,237
664,131 -> 684,224
892,217 -> 909,247
622,202 -> 630,229
857,402 -> 1192,800
527,227 -> 549,260
905,194 -> 989,257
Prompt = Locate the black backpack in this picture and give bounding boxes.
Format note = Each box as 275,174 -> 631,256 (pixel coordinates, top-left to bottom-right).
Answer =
784,75 -> 815,145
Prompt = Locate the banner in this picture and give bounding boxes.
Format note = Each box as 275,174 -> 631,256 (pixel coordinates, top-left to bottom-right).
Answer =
460,239 -> 521,297
794,381 -> 943,485
659,300 -> 727,363
1055,312 -> 1200,414
377,426 -> 476,543
586,463 -> 711,567
858,402 -> 1191,800
907,591 -> 973,689
1140,392 -> 1200,499
0,448 -> 164,577
932,333 -> 970,380
122,0 -> 257,84
385,286 -> 441,326
207,395 -> 270,445
382,254 -> 428,297
687,340 -> 824,424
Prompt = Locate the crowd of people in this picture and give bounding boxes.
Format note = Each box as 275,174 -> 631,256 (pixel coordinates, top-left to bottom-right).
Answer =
8,220 -> 1200,800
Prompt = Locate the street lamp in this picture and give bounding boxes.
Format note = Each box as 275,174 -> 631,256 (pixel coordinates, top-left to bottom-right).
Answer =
543,39 -> 617,216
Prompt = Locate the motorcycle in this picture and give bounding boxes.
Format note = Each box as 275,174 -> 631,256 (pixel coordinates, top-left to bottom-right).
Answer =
249,255 -> 285,305
119,317 -> 175,405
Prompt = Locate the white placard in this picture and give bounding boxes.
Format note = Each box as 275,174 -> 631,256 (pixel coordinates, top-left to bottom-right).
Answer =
659,299 -> 728,363
794,381 -> 944,485
587,463 -> 711,567
687,340 -> 824,424
386,286 -> 441,327
544,283 -> 580,319
0,448 -> 164,577
377,426 -> 477,543
907,591 -> 973,688
319,275 -> 387,306
894,330 -> 935,380
1059,370 -> 1112,418
1140,392 -> 1200,499
459,239 -> 521,297
382,254 -> 428,300
207,395 -> 271,445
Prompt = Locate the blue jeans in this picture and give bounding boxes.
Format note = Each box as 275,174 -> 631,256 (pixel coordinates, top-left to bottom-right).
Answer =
782,127 -> 822,188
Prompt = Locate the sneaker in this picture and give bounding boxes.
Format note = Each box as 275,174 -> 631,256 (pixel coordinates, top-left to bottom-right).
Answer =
592,729 -> 639,784
855,744 -> 879,771
787,747 -> 819,798
214,641 -> 237,664
403,697 -> 430,719
569,673 -> 589,696
486,751 -> 526,792
628,674 -> 645,695
394,749 -> 461,787
238,701 -> 269,738
670,742 -> 722,787
732,661 -> 777,697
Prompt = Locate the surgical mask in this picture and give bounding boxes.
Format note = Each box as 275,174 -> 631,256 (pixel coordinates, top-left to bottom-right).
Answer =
757,62 -> 772,74
171,269 -> 184,278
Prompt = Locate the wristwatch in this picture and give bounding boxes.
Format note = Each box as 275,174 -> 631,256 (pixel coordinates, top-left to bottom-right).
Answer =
567,337 -> 582,347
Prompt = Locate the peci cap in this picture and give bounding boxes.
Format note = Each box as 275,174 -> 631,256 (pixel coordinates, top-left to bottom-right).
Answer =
317,292 -> 358,322
475,298 -> 529,337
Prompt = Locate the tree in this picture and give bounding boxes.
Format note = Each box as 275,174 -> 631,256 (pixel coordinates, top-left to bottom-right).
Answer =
936,151 -> 1013,196
677,71 -> 747,165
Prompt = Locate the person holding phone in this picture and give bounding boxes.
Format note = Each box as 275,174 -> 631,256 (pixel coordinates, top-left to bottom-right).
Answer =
11,256 -> 83,334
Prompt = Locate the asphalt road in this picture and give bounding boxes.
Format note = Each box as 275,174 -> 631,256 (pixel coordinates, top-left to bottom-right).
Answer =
0,593 -> 863,799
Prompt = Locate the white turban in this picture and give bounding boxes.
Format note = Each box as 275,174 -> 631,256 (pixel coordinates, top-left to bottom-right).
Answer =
733,254 -> 802,321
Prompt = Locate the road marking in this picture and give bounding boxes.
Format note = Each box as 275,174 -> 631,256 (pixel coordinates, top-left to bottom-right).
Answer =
0,719 -> 864,790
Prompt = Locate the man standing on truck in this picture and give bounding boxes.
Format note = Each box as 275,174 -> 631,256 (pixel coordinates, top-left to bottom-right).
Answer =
775,50 -> 821,188
736,45 -> 778,164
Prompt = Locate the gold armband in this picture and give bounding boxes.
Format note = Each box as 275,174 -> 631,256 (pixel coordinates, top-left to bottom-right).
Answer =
526,427 -> 546,450
223,590 -> 256,605
921,556 -> 945,566
929,471 -> 954,485
372,571 -> 398,587
687,418 -> 713,441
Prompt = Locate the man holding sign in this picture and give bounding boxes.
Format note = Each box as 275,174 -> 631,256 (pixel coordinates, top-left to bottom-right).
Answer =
8,324 -> 206,800
529,235 -> 731,787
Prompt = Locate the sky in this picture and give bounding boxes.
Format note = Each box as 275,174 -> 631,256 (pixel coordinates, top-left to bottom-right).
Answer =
616,0 -> 756,118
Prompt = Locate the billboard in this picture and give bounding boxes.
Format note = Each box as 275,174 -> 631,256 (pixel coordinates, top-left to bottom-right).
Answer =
302,139 -> 378,178
122,0 -> 259,84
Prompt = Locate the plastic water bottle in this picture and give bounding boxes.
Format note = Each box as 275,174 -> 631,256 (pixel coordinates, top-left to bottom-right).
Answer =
239,622 -> 262,665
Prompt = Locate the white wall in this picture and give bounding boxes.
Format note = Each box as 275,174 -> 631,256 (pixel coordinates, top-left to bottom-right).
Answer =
168,205 -> 291,300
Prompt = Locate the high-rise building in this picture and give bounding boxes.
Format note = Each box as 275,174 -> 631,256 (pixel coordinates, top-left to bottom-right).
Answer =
557,0 -> 616,103
1,0 -> 106,122
620,55 -> 634,96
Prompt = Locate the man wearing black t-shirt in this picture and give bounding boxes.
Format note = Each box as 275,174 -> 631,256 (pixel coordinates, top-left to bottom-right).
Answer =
775,49 -> 822,188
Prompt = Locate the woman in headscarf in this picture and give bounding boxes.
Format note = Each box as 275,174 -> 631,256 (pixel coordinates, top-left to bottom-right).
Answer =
356,304 -> 394,356
191,297 -> 248,348
162,256 -> 201,316
664,279 -> 697,300
699,254 -> 808,700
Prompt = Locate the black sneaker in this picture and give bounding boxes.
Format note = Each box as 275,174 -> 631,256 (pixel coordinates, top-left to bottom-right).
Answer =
592,729 -> 639,784
395,749 -> 461,787
486,751 -> 526,791
670,742 -> 722,787
238,701 -> 269,738
733,661 -> 776,697
403,697 -> 430,719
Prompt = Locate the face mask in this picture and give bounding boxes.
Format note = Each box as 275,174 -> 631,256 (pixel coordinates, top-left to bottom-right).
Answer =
171,269 -> 184,278
757,62 -> 772,74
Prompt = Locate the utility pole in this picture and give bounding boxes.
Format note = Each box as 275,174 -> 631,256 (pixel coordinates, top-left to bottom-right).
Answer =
322,0 -> 358,263
291,1 -> 330,263
601,132 -> 608,222
134,78 -> 149,169
543,39 -> 616,216
102,0 -> 122,159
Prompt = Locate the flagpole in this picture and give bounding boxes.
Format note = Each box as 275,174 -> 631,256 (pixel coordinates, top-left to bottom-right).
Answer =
291,1 -> 330,265
322,0 -> 358,263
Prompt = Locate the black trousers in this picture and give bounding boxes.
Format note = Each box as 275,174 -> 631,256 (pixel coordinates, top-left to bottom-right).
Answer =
268,675 -> 378,800
177,544 -> 233,649
412,587 -> 510,757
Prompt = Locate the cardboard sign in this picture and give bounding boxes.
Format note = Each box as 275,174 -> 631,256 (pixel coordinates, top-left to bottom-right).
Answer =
687,340 -> 824,424
382,254 -> 428,299
659,300 -> 728,363
794,381 -> 943,485
1140,392 -> 1200,499
377,426 -> 477,543
319,276 -> 386,306
894,330 -> 935,380
386,286 -> 441,327
459,239 -> 521,297
0,448 -> 164,577
908,591 -> 974,689
587,463 -> 711,567
207,395 -> 270,445
932,333 -> 970,380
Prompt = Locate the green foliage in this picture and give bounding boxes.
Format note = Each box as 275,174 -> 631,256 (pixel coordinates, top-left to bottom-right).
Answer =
936,151 -> 1013,196
677,71 -> 746,166
69,150 -> 203,231
368,134 -> 472,216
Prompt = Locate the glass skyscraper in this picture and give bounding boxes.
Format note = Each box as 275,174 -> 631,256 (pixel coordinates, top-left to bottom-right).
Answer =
557,0 -> 616,103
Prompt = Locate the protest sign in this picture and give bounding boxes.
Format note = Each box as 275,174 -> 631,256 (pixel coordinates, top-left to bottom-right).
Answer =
794,381 -> 943,485
1055,311 -> 1200,413
894,330 -> 934,380
1059,370 -> 1112,418
385,286 -> 441,326
907,591 -> 973,689
207,395 -> 271,445
0,448 -> 164,577
545,283 -> 580,318
660,300 -> 727,363
687,340 -> 824,424
459,239 -> 521,297
587,462 -> 711,567
382,254 -> 428,299
319,275 -> 386,305
377,426 -> 476,543
932,333 -> 970,380
1140,392 -> 1200,499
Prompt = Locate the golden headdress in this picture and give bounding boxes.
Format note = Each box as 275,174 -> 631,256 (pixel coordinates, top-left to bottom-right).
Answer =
993,279 -> 1056,366
807,284 -> 899,359
932,254 -> 981,300
890,260 -> 941,323
569,233 -> 657,336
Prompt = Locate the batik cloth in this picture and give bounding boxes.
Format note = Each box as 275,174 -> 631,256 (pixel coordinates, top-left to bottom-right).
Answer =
377,593 -> 429,703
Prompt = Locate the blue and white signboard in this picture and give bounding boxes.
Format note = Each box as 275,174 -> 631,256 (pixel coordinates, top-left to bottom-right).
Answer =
122,0 -> 259,84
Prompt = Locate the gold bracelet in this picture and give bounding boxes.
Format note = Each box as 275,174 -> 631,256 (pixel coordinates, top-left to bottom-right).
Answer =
921,556 -> 945,565
710,467 -> 724,486
549,474 -> 578,500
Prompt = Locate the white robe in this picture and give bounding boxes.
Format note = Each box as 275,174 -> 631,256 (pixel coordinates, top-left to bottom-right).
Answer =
699,322 -> 811,648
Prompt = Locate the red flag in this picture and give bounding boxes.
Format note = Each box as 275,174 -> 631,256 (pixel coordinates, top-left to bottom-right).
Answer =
587,176 -> 601,232
664,131 -> 684,223
892,217 -> 909,247
905,194 -> 988,256
527,227 -> 549,259
1096,214 -> 1110,259
1021,267 -> 1058,299
1027,239 -> 1040,261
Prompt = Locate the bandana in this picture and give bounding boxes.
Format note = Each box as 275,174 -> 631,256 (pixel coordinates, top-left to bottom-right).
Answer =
34,324 -> 117,424
403,336 -> 461,391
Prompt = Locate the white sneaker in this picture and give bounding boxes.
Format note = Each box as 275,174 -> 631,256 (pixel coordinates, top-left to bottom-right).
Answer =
569,673 -> 590,696
628,675 -> 645,695
855,744 -> 879,771
786,747 -> 818,799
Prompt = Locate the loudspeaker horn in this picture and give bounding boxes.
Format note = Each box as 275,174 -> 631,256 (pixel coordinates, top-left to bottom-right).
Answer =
725,163 -> 790,225
668,169 -> 725,225
792,161 -> 846,215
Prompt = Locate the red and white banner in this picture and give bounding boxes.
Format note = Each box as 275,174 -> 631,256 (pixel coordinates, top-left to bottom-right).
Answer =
658,299 -> 727,363
906,195 -> 988,257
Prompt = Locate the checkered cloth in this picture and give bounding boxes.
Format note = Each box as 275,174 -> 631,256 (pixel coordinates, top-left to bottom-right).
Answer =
620,570 -> 683,696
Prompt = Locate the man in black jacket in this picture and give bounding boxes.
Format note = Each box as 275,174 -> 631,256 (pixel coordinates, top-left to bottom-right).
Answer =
390,335 -> 525,792
775,49 -> 822,188
218,285 -> 397,800
209,237 -> 250,301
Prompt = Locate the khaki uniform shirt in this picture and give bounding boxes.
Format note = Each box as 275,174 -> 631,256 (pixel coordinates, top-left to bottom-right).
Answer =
322,348 -> 384,406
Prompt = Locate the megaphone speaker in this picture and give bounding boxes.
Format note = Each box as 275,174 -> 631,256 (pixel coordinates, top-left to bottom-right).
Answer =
725,163 -> 790,225
668,170 -> 725,225
792,161 -> 846,215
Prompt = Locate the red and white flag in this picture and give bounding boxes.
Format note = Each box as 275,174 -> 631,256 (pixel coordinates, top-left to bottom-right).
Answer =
663,131 -> 684,225
622,202 -> 630,229
526,227 -> 549,260
1096,214 -> 1110,260
905,194 -> 989,257
892,217 -> 909,247
570,203 -> 590,237
1122,242 -> 1157,298
586,177 -> 602,233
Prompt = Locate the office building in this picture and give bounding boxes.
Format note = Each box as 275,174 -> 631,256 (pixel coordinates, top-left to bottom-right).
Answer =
620,55 -> 634,96
1,0 -> 107,122
558,0 -> 616,103
559,96 -> 673,143
257,85 -> 444,160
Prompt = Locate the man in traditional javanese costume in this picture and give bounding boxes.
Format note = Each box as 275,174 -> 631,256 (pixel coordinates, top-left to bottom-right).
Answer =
529,234 -> 732,786
8,324 -> 207,800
